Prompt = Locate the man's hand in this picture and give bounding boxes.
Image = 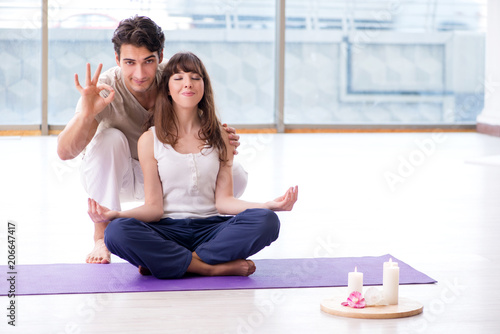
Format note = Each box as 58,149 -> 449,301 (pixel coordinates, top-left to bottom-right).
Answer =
223,123 -> 241,155
75,63 -> 115,118
57,63 -> 107,160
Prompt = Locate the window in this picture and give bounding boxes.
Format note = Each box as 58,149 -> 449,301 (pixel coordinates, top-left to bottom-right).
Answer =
284,0 -> 487,125
0,0 -> 488,130
47,0 -> 276,126
0,0 -> 41,125
161,0 -> 276,124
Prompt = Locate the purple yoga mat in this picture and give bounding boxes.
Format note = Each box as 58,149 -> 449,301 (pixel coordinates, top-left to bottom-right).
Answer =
0,254 -> 435,296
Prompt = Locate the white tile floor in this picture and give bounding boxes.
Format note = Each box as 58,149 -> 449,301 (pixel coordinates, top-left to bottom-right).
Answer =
1,131 -> 500,333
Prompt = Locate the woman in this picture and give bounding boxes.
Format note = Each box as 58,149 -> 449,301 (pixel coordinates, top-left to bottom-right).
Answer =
88,51 -> 298,279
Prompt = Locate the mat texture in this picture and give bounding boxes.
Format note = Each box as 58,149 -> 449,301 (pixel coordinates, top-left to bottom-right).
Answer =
0,254 -> 436,296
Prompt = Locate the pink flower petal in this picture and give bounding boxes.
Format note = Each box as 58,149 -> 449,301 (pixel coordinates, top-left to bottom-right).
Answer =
350,291 -> 363,299
353,299 -> 366,308
343,291 -> 366,308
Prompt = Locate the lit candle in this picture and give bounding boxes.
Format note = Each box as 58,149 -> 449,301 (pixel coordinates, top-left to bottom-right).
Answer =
347,266 -> 363,297
383,258 -> 399,305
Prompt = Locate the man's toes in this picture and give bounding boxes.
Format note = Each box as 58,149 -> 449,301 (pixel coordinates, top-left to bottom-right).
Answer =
86,255 -> 109,264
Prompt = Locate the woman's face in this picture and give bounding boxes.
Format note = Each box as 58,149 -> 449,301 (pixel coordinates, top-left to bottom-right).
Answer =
168,71 -> 204,112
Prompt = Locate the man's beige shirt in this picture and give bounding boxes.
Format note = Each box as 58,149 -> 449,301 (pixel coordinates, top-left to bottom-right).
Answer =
76,63 -> 165,160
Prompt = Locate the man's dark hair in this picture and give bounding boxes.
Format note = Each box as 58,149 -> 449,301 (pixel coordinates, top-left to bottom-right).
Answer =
112,15 -> 165,59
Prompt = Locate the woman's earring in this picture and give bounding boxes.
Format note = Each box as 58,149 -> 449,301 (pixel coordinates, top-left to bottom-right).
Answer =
198,109 -> 204,117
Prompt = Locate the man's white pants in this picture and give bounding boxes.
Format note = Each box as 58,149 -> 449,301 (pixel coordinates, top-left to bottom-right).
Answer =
80,128 -> 248,211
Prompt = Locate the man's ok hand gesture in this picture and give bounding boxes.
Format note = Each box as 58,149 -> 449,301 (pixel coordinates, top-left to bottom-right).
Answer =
74,63 -> 115,118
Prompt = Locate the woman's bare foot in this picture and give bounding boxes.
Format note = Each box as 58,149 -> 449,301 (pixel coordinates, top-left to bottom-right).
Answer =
138,266 -> 152,276
212,259 -> 255,276
188,255 -> 256,277
85,239 -> 111,264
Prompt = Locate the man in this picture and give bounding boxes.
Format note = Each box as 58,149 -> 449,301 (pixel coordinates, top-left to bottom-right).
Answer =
57,15 -> 246,264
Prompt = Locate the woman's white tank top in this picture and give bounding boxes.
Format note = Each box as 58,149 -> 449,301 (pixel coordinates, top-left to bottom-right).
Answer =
151,126 -> 219,219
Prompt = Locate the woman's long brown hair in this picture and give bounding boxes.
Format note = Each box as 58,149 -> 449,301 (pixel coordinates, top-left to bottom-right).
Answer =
145,52 -> 227,163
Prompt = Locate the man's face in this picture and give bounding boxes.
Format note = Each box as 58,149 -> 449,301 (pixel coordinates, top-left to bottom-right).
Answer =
116,44 -> 163,96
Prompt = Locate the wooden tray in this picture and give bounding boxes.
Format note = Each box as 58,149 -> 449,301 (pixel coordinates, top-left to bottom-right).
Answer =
321,297 -> 423,319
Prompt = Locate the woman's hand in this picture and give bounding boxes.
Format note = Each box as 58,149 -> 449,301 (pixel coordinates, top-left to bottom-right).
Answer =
265,186 -> 299,211
87,198 -> 119,224
222,123 -> 240,155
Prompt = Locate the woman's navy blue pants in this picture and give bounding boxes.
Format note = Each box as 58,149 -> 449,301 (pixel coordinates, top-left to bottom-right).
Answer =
104,208 -> 280,279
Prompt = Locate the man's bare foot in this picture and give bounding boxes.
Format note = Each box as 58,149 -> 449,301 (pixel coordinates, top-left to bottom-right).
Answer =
138,266 -> 152,276
86,239 -> 111,264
